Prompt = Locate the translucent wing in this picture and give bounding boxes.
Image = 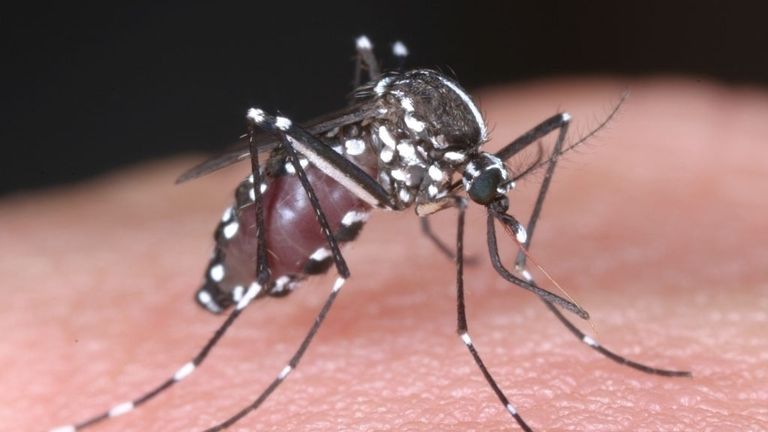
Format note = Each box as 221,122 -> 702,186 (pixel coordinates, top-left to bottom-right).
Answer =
176,101 -> 379,183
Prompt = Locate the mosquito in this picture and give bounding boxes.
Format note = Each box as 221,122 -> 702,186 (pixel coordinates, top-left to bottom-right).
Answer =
49,36 -> 691,432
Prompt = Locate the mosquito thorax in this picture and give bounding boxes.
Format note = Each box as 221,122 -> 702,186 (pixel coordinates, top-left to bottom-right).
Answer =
463,152 -> 513,206
359,69 -> 489,209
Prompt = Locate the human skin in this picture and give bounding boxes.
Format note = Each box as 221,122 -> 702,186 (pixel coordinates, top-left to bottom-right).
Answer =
1,79 -> 766,431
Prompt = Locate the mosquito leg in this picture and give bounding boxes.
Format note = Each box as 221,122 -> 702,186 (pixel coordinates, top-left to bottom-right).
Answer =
202,112 -> 361,430
48,283 -> 264,432
495,112 -> 571,163
454,199 -> 533,432
420,216 -> 483,265
487,210 -> 589,319
202,276 -> 346,431
506,94 -> 628,261
420,216 -> 456,260
247,109 -> 396,209
541,287 -> 691,377
247,114 -> 273,285
353,35 -> 380,87
491,111 -> 572,269
46,113 -> 280,432
508,111 -> 690,377
275,130 -> 349,278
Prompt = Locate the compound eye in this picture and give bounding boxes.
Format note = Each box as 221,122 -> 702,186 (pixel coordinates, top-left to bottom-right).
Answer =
468,169 -> 503,205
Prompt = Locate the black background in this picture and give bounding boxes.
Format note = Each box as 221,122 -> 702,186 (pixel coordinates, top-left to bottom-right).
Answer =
2,2 -> 766,196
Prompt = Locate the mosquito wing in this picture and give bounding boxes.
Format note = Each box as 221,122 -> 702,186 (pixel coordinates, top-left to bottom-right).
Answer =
176,101 -> 379,184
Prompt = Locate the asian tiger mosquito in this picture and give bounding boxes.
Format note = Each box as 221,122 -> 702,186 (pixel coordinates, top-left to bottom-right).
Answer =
48,36 -> 691,432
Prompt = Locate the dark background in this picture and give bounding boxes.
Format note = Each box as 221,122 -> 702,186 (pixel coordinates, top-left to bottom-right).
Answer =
2,2 -> 766,196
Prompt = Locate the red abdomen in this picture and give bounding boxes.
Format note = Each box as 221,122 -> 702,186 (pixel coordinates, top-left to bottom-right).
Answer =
195,151 -> 375,313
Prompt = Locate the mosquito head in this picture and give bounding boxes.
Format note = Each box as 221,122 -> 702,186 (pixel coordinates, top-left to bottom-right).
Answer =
463,152 -> 514,209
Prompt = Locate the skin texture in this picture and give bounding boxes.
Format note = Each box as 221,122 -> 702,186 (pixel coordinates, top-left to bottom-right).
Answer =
1,78 -> 767,432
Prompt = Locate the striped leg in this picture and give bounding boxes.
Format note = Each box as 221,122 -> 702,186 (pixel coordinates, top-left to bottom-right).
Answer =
47,108 -> 286,432
246,109 -> 395,210
47,283 -> 265,431
509,108 -> 691,377
202,110 -> 360,429
496,112 -> 571,256
453,199 -> 533,432
486,210 -> 589,319
202,276 -> 347,431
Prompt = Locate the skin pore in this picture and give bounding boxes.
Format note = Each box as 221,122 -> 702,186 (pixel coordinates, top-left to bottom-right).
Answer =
2,79 -> 766,431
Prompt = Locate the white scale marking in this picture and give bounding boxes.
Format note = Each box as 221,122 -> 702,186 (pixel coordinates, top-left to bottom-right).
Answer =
416,145 -> 429,159
460,332 -> 473,346
390,169 -> 406,181
404,113 -> 426,132
273,275 -> 292,292
400,96 -> 415,112
465,160 -> 480,177
275,116 -> 292,131
380,147 -> 394,163
221,206 -> 233,222
582,335 -> 599,347
309,247 -> 332,261
487,154 -> 505,170
236,282 -> 262,310
108,401 -> 134,417
374,76 -> 393,95
396,143 -> 416,159
49,426 -> 75,432
521,269 -> 533,282
283,158 -> 308,175
392,41 -> 409,57
356,35 -> 372,50
428,165 -> 443,182
333,277 -> 346,292
341,210 -> 369,226
197,290 -> 221,313
345,138 -> 366,156
443,151 -> 465,162
209,263 -> 225,282
223,221 -> 239,239
247,108 -> 265,123
173,361 -> 196,381
278,365 -> 293,380
378,126 -> 396,148
515,224 -> 527,244
232,285 -> 244,301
